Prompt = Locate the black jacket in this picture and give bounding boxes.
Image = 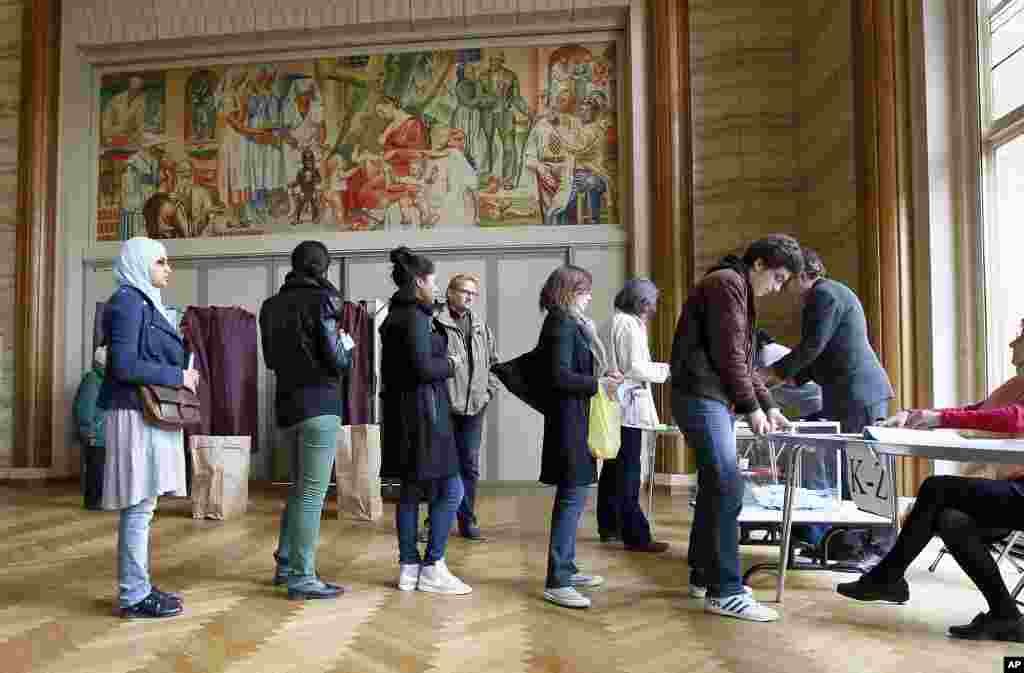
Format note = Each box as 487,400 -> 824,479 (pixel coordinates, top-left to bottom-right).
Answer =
670,257 -> 775,414
379,286 -> 458,482
537,308 -> 599,487
259,272 -> 352,427
771,278 -> 893,414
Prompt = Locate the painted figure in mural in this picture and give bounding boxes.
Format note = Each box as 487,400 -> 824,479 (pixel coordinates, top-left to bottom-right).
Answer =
343,97 -> 429,223
283,77 -> 326,170
171,161 -> 220,237
142,192 -> 186,239
290,149 -> 323,226
102,76 -> 149,147
450,62 -> 486,170
523,93 -> 578,226
215,67 -> 251,222
564,93 -> 612,225
429,128 -> 479,228
187,71 -> 217,143
121,135 -> 169,236
242,64 -> 289,223
478,51 -> 530,190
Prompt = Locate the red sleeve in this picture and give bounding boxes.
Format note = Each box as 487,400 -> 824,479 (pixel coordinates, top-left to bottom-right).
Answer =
939,403 -> 1024,433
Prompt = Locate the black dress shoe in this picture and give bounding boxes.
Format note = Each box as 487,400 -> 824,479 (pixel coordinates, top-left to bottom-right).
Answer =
949,612 -> 1024,641
836,576 -> 909,604
599,531 -> 622,543
120,590 -> 184,619
624,541 -> 669,553
152,586 -> 183,604
287,580 -> 345,600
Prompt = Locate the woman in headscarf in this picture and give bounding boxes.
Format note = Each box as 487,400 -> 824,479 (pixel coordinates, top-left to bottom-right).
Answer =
98,237 -> 200,618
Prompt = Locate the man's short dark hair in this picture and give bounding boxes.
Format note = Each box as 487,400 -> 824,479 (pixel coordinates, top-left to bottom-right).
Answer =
742,234 -> 804,275
801,248 -> 827,279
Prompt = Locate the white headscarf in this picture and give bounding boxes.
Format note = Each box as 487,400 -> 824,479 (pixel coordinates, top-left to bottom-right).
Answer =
114,236 -> 173,325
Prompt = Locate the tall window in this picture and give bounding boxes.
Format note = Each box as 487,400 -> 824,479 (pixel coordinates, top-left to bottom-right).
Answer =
980,0 -> 1024,384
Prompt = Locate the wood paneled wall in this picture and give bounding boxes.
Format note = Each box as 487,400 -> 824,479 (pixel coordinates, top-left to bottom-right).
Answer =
0,0 -> 25,468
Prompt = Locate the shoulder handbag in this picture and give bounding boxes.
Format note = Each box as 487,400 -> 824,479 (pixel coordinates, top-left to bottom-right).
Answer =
139,383 -> 201,431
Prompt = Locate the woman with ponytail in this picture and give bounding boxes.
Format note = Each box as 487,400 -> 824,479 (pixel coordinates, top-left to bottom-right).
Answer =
380,246 -> 472,595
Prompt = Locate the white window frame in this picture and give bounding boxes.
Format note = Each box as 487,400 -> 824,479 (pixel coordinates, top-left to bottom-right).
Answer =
978,0 -> 1024,387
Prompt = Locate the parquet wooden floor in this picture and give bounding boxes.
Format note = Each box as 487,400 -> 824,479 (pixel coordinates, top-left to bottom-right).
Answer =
0,483 -> 1019,673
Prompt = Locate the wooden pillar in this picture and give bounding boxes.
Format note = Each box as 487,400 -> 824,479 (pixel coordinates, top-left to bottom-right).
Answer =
648,0 -> 693,477
13,0 -> 60,468
853,0 -> 931,493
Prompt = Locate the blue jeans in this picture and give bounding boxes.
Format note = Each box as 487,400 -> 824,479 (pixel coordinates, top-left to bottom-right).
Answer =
276,415 -> 340,587
545,484 -> 587,588
454,412 -> 485,528
673,394 -> 745,598
597,426 -> 651,545
397,475 -> 463,565
118,496 -> 157,607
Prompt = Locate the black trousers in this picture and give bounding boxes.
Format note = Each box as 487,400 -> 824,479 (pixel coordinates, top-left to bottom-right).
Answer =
596,426 -> 652,546
870,475 -> 1024,618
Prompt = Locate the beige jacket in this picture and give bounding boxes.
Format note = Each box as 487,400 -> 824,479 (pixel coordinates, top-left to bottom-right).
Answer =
600,312 -> 670,427
436,305 -> 499,417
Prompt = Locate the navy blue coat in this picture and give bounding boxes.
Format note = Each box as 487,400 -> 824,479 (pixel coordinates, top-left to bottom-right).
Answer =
771,278 -> 893,416
98,285 -> 186,412
537,309 -> 599,487
379,287 -> 458,482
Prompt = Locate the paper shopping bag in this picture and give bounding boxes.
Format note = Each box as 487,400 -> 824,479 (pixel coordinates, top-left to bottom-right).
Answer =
336,425 -> 383,521
189,435 -> 251,520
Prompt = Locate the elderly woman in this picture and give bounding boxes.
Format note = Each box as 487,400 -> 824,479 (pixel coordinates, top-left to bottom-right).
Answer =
99,237 -> 200,618
596,279 -> 670,552
535,265 -> 622,608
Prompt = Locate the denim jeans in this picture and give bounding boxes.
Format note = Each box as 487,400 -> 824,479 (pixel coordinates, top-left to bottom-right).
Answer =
397,475 -> 463,565
454,412 -> 485,528
597,426 -> 652,545
673,393 -> 745,598
118,496 -> 157,607
545,483 -> 588,588
275,415 -> 340,587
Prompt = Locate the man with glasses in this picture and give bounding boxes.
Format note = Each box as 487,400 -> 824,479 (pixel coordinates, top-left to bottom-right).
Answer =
429,273 -> 499,540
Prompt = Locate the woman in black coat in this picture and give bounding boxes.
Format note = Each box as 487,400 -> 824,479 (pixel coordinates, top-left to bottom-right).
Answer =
536,265 -> 622,609
380,247 -> 472,596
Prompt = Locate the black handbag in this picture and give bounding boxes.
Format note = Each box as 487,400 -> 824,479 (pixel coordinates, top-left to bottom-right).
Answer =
491,348 -> 545,414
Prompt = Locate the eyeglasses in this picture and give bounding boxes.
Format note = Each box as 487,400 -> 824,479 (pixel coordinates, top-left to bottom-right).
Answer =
454,287 -> 479,297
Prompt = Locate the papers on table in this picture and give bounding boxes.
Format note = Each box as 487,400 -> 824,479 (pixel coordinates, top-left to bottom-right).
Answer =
863,426 -> 1024,450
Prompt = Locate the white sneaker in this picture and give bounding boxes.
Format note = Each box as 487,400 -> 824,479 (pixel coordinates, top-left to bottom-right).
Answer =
543,586 -> 592,608
398,564 -> 420,591
705,592 -> 779,622
688,584 -> 753,599
569,573 -> 605,588
417,559 -> 473,595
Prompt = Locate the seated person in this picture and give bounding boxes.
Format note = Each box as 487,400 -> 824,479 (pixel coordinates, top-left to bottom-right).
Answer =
837,378 -> 1024,642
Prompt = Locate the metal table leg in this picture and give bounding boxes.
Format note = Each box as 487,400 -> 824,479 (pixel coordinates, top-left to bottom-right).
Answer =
775,441 -> 804,603
647,431 -> 657,535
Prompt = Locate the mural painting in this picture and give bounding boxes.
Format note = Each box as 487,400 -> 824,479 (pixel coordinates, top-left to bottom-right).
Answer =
95,42 -> 619,241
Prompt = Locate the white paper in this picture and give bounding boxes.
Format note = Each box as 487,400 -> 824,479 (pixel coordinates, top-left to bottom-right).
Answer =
863,425 -> 1024,449
340,331 -> 355,351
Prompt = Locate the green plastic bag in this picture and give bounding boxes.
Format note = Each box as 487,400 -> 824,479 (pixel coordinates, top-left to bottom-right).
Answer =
588,385 -> 622,459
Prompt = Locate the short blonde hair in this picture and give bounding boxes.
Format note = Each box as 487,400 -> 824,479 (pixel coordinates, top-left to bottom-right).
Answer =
448,273 -> 481,293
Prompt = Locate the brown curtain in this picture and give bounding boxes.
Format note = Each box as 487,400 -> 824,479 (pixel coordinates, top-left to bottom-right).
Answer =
181,306 -> 259,448
341,301 -> 371,425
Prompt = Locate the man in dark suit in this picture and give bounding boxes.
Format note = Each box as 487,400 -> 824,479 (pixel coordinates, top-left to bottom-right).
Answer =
759,248 -> 894,559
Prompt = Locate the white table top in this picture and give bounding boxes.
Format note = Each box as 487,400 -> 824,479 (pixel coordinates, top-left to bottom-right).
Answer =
766,428 -> 1024,465
738,500 -> 893,526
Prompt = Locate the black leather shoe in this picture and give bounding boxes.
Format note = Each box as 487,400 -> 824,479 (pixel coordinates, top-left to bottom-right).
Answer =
836,576 -> 909,604
121,590 -> 184,619
152,586 -> 184,604
949,612 -> 1024,641
624,541 -> 669,553
459,516 -> 486,541
599,531 -> 622,543
287,580 -> 345,600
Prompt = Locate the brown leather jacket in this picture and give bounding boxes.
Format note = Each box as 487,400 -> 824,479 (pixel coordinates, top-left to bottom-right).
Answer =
670,259 -> 776,415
